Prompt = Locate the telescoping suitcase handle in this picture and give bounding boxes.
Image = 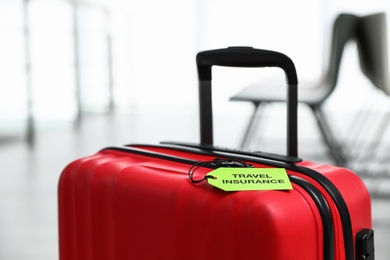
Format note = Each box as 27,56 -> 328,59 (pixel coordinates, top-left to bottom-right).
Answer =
196,46 -> 299,157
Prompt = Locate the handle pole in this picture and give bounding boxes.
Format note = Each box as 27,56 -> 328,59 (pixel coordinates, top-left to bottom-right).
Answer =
199,80 -> 213,145
196,47 -> 298,157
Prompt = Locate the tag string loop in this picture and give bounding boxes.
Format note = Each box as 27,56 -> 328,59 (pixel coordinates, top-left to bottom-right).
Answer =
188,158 -> 253,184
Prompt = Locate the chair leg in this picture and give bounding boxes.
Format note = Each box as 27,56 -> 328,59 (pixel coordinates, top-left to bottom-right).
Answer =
357,108 -> 390,160
240,102 -> 268,148
26,111 -> 35,147
342,87 -> 379,158
311,106 -> 348,166
348,89 -> 390,161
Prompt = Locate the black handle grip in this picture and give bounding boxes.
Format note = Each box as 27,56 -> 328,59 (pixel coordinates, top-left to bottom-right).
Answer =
196,47 -> 298,157
196,46 -> 298,83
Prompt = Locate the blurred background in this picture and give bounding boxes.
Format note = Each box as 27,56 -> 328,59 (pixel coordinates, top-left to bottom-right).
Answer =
0,0 -> 390,259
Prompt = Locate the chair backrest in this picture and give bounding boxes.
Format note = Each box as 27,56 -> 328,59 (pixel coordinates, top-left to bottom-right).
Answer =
356,12 -> 390,96
321,14 -> 359,98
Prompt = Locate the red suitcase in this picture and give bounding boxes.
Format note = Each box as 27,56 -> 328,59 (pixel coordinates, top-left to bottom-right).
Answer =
58,47 -> 374,260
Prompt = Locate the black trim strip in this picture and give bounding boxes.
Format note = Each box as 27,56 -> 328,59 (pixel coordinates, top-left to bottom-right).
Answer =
159,141 -> 302,163
116,144 -> 354,260
287,163 -> 353,260
290,176 -> 334,260
102,145 -> 335,260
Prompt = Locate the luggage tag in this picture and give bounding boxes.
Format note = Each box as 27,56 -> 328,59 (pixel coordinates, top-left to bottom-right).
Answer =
188,158 -> 292,191
207,168 -> 292,191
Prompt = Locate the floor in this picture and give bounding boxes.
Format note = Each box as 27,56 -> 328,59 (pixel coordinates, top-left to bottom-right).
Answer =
0,111 -> 389,259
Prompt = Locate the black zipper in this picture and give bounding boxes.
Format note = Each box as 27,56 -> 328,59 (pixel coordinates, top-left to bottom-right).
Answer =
102,145 -> 335,260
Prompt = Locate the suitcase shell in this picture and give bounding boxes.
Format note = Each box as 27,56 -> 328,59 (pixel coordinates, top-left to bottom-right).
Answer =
58,145 -> 372,260
58,47 -> 373,260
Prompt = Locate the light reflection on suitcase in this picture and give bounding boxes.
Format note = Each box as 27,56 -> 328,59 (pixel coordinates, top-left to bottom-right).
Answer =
58,47 -> 374,260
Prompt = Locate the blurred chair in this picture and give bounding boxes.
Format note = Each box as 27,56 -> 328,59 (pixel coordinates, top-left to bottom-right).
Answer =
350,13 -> 390,159
230,13 -> 359,166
